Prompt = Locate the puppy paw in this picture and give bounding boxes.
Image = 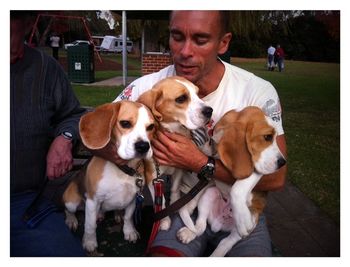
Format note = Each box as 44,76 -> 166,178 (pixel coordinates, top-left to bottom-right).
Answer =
65,215 -> 78,231
83,233 -> 98,252
177,227 -> 196,244
234,209 -> 256,237
124,229 -> 140,243
159,217 -> 171,231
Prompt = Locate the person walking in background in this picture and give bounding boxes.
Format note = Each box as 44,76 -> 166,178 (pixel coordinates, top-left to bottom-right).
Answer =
275,44 -> 285,72
50,32 -> 60,60
267,44 -> 276,71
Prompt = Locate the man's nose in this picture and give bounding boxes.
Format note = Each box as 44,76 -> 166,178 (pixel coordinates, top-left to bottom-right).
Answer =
180,40 -> 194,57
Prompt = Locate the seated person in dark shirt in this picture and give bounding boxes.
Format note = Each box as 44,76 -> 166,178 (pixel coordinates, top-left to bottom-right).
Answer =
10,11 -> 86,256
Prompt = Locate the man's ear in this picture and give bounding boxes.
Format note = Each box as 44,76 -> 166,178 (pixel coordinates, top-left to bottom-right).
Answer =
218,32 -> 232,55
137,89 -> 163,121
79,102 -> 121,149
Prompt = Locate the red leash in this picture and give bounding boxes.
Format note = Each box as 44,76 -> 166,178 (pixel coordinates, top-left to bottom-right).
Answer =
146,178 -> 164,254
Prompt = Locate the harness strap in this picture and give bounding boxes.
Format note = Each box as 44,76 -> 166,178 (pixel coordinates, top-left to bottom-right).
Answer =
146,179 -> 164,254
153,178 -> 209,221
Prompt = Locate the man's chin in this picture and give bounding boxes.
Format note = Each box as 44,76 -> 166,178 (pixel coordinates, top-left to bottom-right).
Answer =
175,71 -> 198,83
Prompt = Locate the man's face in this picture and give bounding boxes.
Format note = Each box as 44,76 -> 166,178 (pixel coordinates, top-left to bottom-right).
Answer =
169,11 -> 230,84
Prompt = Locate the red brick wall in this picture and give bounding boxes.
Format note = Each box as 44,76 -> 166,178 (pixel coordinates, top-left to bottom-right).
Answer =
142,53 -> 172,75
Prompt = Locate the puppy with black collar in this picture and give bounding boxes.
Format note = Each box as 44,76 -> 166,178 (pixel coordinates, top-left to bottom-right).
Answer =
63,100 -> 156,252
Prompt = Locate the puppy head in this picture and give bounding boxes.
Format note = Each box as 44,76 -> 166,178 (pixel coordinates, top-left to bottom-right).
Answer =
79,101 -> 156,160
245,108 -> 286,174
213,107 -> 286,179
137,76 -> 213,130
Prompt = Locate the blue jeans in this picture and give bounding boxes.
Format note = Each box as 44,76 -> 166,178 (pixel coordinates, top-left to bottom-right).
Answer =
151,211 -> 272,256
10,191 -> 86,257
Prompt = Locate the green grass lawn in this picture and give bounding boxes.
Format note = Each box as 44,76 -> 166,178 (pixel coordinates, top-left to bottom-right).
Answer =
72,85 -> 123,107
72,58 -> 340,224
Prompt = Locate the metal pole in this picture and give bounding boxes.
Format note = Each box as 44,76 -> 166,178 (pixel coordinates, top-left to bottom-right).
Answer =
29,14 -> 41,46
122,11 -> 127,86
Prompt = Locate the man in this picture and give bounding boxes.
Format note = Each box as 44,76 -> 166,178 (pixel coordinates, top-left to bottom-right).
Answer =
10,11 -> 86,256
275,44 -> 285,72
102,11 -> 287,256
50,32 -> 60,60
267,44 -> 276,71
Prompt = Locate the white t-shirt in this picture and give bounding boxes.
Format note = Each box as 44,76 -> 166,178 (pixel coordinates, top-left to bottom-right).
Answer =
115,61 -> 284,193
50,36 -> 60,48
267,46 -> 276,56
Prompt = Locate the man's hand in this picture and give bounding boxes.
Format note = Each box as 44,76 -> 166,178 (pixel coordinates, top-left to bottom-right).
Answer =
152,131 -> 207,172
46,135 -> 73,179
89,141 -> 128,166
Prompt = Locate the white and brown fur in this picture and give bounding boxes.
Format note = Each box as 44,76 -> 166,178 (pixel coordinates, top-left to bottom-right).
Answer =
62,101 -> 157,252
137,76 -> 213,230
176,106 -> 286,256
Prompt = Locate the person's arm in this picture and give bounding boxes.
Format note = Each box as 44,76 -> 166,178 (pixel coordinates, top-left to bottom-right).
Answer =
46,135 -> 73,179
152,131 -> 287,192
152,131 -> 234,181
46,58 -> 86,179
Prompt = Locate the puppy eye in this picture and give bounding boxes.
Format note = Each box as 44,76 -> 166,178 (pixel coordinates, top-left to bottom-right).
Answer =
120,120 -> 132,129
264,134 -> 273,142
175,94 -> 188,104
146,124 -> 155,131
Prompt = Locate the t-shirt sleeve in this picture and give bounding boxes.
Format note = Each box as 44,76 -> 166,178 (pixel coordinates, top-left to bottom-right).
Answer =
113,81 -> 140,102
113,66 -> 175,103
251,78 -> 285,135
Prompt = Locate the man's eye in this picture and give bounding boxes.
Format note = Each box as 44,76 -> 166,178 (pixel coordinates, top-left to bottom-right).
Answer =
175,94 -> 188,104
171,33 -> 183,42
146,124 -> 155,131
120,120 -> 132,129
264,134 -> 273,142
195,38 -> 208,45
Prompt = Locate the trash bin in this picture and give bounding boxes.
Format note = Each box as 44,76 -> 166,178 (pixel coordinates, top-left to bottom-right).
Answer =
67,44 -> 95,83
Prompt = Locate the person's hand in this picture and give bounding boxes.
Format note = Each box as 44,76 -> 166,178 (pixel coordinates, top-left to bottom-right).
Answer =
89,141 -> 128,166
152,131 -> 207,172
46,135 -> 73,179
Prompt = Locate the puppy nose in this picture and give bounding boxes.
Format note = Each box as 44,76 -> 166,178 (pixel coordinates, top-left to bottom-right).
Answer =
202,106 -> 213,119
135,141 -> 150,154
277,157 -> 286,169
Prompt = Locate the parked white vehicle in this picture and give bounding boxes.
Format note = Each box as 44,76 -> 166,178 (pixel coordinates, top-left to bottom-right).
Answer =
100,35 -> 133,53
64,40 -> 91,50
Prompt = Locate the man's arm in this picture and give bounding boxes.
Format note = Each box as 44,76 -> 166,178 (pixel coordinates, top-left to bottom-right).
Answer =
46,58 -> 86,178
152,131 -> 287,192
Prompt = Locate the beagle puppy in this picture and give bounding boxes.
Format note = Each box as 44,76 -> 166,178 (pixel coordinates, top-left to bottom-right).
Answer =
176,106 -> 286,256
62,101 -> 156,252
137,76 -> 213,230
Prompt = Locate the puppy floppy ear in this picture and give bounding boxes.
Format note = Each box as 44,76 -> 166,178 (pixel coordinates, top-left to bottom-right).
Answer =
137,89 -> 163,121
79,102 -> 121,149
216,123 -> 254,180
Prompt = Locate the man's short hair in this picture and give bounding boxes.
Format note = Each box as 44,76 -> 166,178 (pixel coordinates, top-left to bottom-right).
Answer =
169,11 -> 231,35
